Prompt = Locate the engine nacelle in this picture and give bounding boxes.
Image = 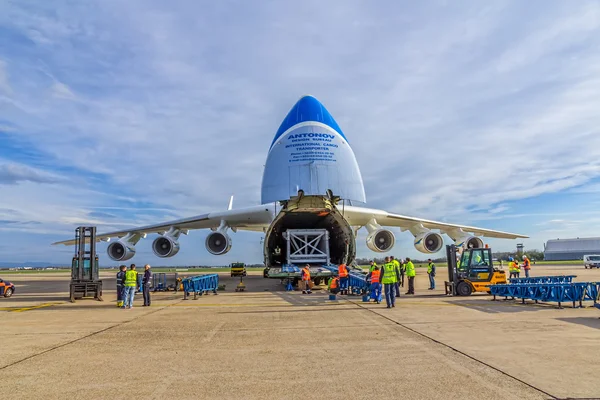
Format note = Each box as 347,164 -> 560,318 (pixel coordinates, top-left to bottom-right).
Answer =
413,232 -> 444,253
366,229 -> 395,252
454,235 -> 484,249
206,231 -> 232,255
152,235 -> 180,258
107,241 -> 136,261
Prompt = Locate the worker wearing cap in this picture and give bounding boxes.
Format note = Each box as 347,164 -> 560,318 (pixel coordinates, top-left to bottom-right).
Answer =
391,256 -> 401,298
380,257 -> 400,308
405,257 -> 416,295
427,259 -> 436,290
522,255 -> 531,278
301,264 -> 312,294
122,264 -> 138,309
368,265 -> 382,303
338,263 -> 349,295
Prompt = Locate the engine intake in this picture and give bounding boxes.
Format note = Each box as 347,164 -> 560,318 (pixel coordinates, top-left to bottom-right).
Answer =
107,241 -> 136,261
206,231 -> 232,255
366,229 -> 395,252
455,235 -> 484,249
152,235 -> 180,258
414,232 -> 444,253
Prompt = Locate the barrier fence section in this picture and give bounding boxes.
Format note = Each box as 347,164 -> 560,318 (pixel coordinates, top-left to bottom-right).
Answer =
490,279 -> 600,308
320,265 -> 369,295
182,274 -> 219,300
509,275 -> 577,284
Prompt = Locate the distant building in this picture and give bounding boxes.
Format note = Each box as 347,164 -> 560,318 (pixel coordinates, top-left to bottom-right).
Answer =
544,237 -> 600,261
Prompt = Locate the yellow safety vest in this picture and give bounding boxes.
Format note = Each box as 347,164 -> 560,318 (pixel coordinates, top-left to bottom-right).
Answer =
406,262 -> 416,277
427,262 -> 434,274
369,263 -> 377,272
381,263 -> 397,284
124,270 -> 138,287
392,259 -> 400,272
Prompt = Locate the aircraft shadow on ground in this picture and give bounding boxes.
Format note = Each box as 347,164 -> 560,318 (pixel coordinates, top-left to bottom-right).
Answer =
555,317 -> 600,330
446,298 -> 568,314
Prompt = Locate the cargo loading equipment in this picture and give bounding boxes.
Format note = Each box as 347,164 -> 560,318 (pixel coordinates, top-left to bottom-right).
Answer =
264,229 -> 335,285
69,226 -> 103,302
444,244 -> 507,296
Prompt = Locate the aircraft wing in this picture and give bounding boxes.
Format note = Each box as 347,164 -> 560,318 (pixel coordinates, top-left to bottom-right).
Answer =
52,204 -> 275,246
341,205 -> 528,239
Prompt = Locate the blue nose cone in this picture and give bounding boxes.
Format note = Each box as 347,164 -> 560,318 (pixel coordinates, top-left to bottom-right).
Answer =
270,95 -> 348,149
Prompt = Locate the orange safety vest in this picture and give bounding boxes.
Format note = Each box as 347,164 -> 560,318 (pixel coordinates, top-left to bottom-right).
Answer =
302,267 -> 311,281
523,259 -> 530,269
330,277 -> 339,289
338,264 -> 348,278
371,270 -> 380,282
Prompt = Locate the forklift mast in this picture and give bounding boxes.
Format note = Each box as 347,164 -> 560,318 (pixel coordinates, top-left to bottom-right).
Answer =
69,226 -> 102,302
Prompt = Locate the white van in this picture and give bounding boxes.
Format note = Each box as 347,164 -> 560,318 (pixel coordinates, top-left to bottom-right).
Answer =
583,255 -> 600,269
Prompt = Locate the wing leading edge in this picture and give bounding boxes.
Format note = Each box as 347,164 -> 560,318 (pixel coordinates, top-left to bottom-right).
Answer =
342,206 -> 528,239
52,205 -> 275,246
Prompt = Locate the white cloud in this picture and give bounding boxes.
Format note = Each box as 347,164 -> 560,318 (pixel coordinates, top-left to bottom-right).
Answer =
0,59 -> 12,95
1,1 -> 600,263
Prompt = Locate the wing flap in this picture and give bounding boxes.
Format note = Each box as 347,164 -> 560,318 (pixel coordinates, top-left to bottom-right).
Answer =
342,206 -> 528,239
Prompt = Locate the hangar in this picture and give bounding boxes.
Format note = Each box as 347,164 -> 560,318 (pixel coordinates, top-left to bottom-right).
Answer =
543,237 -> 600,261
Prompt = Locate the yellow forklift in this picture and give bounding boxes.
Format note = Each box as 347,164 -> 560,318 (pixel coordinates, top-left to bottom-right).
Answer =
444,244 -> 507,296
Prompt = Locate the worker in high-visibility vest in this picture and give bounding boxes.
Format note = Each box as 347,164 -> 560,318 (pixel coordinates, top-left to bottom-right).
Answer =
338,263 -> 349,295
405,257 -> 416,295
427,259 -> 436,290
328,276 -> 340,295
508,257 -> 520,279
301,264 -> 312,294
369,260 -> 377,272
522,255 -> 531,278
368,265 -> 382,303
122,264 -> 138,309
391,256 -> 401,298
380,257 -> 399,308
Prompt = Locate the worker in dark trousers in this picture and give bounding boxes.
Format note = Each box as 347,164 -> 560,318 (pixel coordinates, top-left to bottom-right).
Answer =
116,265 -> 126,307
399,259 -> 406,287
142,264 -> 152,306
391,256 -> 401,297
405,257 -> 416,295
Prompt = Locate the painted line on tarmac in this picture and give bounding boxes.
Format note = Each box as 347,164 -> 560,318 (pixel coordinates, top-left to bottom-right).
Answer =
0,302 -> 64,312
0,298 -> 184,372
346,298 -> 559,400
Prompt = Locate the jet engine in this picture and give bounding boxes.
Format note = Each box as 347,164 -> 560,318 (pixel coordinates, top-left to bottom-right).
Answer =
366,229 -> 395,252
413,231 -> 444,253
454,235 -> 484,249
206,231 -> 232,255
152,235 -> 180,258
107,240 -> 136,261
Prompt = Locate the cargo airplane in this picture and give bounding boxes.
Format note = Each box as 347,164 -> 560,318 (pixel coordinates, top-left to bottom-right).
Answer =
53,95 -> 528,271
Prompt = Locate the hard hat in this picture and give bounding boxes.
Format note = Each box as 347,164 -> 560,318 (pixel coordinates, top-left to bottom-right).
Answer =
508,257 -> 513,261
522,255 -> 527,260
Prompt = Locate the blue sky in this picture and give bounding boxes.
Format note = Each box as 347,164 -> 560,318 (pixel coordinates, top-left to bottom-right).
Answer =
1,0 -> 600,265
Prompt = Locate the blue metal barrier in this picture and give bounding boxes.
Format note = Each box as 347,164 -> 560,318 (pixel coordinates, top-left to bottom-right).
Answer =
490,281 -> 600,308
321,265 -> 369,295
182,274 -> 219,300
509,275 -> 577,284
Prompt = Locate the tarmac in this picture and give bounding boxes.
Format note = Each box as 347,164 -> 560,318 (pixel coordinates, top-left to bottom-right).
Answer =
1,265 -> 599,400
